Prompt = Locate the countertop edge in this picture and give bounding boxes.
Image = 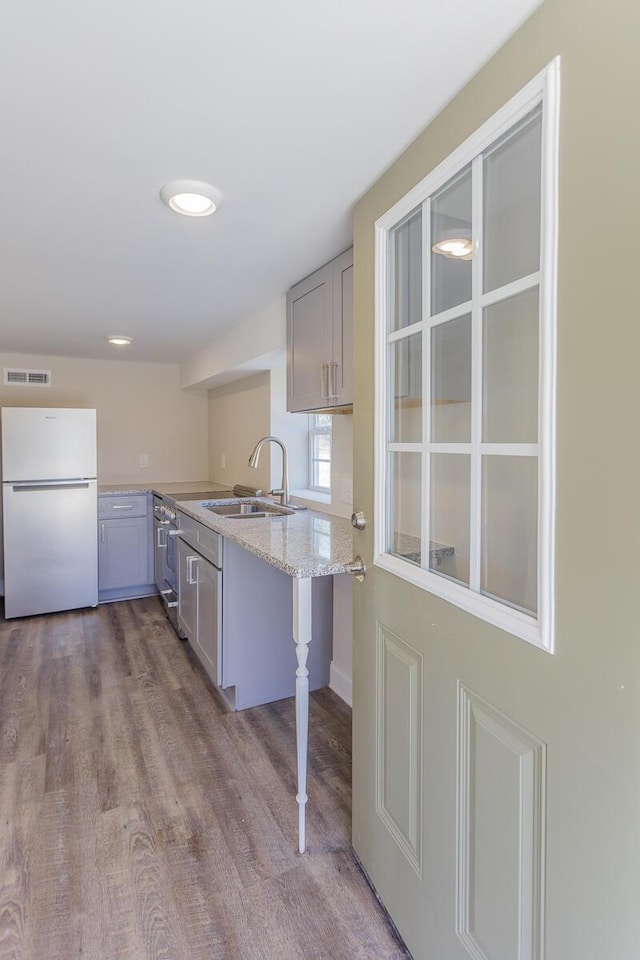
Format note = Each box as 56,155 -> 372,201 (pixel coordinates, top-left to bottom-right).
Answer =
175,499 -> 353,579
98,481 -> 232,496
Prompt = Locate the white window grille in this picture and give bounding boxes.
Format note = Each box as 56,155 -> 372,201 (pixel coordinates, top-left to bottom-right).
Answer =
308,414 -> 332,492
374,60 -> 559,652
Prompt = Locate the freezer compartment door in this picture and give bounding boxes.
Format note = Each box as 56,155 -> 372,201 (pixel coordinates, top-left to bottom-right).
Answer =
3,479 -> 98,618
1,407 -> 97,481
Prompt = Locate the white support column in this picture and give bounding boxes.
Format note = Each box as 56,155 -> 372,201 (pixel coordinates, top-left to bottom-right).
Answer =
293,576 -> 313,853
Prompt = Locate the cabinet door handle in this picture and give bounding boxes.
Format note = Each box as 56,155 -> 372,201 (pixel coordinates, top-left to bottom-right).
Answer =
100,523 -> 105,543
329,361 -> 339,398
156,526 -> 166,548
320,363 -> 329,400
187,556 -> 198,584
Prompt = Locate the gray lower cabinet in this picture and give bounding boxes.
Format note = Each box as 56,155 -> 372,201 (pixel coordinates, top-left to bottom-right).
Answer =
177,535 -> 221,688
222,539 -> 331,710
98,494 -> 155,602
286,247 -> 353,412
176,511 -> 331,711
195,555 -> 221,685
177,536 -> 198,639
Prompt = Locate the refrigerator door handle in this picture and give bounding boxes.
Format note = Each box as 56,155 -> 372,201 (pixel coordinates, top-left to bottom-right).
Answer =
8,480 -> 93,491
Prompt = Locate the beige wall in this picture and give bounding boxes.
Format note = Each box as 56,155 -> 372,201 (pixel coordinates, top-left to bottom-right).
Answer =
328,414 -> 354,519
207,372 -> 272,492
207,368 -> 354,519
181,299 -> 286,390
0,352 -> 209,483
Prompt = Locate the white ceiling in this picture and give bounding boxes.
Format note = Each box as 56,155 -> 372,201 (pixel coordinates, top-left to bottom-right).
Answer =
0,0 -> 541,365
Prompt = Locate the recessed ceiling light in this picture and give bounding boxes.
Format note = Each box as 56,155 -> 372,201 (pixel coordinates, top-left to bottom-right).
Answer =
160,180 -> 223,217
106,335 -> 132,346
432,230 -> 473,260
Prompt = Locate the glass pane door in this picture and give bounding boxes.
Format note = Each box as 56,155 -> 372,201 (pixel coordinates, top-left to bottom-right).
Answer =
431,314 -> 472,443
391,210 -> 422,332
431,167 -> 472,316
387,452 -> 422,565
483,107 -> 542,293
481,455 -> 538,614
482,288 -> 539,443
379,78 -> 555,650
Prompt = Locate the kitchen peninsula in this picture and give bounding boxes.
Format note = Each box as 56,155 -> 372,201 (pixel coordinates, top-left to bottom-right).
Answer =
99,481 -> 354,854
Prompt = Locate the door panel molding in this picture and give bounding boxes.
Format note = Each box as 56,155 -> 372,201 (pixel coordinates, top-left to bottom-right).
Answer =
376,622 -> 423,876
456,683 -> 546,960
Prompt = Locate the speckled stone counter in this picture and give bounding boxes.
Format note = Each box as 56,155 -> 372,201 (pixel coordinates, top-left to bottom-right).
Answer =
98,481 -> 232,496
175,498 -> 353,579
392,531 -> 454,567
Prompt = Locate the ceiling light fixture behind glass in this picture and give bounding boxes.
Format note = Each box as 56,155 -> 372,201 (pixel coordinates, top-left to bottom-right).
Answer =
431,229 -> 473,260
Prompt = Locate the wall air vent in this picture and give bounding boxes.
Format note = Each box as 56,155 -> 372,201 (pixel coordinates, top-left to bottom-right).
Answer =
3,368 -> 52,387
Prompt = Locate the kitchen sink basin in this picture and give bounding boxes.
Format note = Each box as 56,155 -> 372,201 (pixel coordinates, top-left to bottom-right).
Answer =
224,511 -> 270,519
205,500 -> 294,519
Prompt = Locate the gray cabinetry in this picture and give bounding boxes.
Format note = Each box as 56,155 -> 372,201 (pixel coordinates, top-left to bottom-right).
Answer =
177,514 -> 222,689
286,247 -> 353,412
194,554 -> 221,685
177,536 -> 198,641
98,494 -> 155,602
331,247 -> 354,406
222,538 -> 331,710
176,510 -> 332,711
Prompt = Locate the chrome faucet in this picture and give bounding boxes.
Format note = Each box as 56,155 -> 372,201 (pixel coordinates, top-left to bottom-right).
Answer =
248,436 -> 306,510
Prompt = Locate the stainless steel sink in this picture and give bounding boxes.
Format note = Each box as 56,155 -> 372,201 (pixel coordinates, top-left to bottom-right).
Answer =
205,500 -> 294,519
207,502 -> 262,516
224,511 -> 270,519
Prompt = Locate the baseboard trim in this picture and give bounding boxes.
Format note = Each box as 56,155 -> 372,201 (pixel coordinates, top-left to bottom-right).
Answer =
98,585 -> 158,603
329,661 -> 352,707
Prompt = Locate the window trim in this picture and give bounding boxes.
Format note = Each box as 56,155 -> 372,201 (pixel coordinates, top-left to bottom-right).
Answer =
308,413 -> 332,493
373,58 -> 560,653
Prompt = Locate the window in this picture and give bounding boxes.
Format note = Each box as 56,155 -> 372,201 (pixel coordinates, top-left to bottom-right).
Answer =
309,414 -> 332,492
374,60 -> 559,652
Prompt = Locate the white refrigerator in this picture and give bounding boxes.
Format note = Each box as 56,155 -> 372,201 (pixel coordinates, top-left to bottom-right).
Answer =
2,407 -> 98,619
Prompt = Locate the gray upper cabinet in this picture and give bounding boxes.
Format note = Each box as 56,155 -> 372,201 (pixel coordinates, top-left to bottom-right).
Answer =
286,247 -> 353,412
331,248 -> 354,406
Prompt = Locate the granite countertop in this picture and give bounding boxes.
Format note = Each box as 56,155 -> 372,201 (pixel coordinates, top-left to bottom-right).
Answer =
98,485 -> 453,580
98,481 -> 232,496
175,498 -> 353,579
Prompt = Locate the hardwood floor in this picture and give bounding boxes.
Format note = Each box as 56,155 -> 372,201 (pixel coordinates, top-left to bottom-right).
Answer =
0,598 -> 410,960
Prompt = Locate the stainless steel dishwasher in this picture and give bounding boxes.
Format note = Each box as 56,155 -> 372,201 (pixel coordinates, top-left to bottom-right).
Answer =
153,495 -> 180,632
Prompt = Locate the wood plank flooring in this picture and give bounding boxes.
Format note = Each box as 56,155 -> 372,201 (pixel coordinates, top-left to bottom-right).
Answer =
0,597 -> 410,960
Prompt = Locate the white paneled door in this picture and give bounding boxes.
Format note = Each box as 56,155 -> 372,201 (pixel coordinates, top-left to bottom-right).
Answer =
352,63 -> 567,960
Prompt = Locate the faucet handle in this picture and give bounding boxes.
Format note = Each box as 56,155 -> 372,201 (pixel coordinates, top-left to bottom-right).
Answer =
270,487 -> 286,506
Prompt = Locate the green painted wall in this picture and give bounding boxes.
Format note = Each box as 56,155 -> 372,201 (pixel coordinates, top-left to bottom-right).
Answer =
352,1 -> 640,955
